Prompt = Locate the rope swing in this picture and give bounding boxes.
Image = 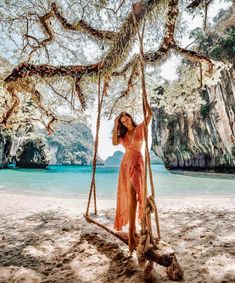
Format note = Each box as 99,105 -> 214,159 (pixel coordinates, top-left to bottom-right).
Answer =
85,3 -> 183,280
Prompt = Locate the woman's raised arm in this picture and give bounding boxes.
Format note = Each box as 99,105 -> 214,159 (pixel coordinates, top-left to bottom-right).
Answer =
144,100 -> 152,125
112,116 -> 120,145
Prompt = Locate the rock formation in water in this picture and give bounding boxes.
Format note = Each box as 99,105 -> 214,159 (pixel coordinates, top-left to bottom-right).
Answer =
15,134 -> 51,168
104,150 -> 162,165
0,121 -> 104,168
151,64 -> 235,173
151,9 -> 235,173
105,151 -> 124,165
0,116 -> 51,169
45,122 -> 104,165
0,55 -> 102,168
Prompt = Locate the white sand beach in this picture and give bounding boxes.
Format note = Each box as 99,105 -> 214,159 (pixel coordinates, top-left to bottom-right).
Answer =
0,192 -> 234,283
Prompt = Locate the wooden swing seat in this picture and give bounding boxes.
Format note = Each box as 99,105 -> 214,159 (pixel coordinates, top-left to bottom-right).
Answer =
84,214 -> 180,273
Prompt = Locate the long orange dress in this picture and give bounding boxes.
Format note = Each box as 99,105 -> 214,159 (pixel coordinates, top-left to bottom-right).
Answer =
114,121 -> 145,231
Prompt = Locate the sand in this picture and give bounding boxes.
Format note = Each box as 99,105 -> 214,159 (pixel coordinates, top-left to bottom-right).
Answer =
0,192 -> 234,283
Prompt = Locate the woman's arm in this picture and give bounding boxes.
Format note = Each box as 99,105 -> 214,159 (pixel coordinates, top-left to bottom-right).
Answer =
112,116 -> 120,145
145,100 -> 152,125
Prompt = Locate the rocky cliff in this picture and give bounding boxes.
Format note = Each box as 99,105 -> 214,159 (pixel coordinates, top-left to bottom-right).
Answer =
151,8 -> 235,173
0,127 -> 12,168
151,64 -> 235,172
104,150 -> 163,165
45,122 -> 104,165
0,55 -> 102,168
0,122 -> 104,168
105,151 -> 124,165
15,134 -> 51,168
0,123 -> 51,169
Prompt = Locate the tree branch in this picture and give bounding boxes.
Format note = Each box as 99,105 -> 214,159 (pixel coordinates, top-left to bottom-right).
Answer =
94,0 -> 127,15
172,44 -> 213,73
43,79 -> 75,110
113,0 -> 179,76
21,2 -> 118,60
5,0 -> 162,82
75,77 -> 86,109
4,0 -> 213,112
1,86 -> 20,125
32,89 -> 58,134
108,62 -> 139,119
51,3 -> 117,41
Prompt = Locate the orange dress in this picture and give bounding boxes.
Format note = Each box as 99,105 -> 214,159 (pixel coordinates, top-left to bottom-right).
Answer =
114,121 -> 145,231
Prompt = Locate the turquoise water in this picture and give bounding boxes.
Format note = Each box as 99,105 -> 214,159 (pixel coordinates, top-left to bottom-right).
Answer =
0,165 -> 234,198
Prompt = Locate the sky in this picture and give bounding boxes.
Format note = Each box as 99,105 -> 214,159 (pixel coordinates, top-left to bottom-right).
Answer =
89,0 -> 231,160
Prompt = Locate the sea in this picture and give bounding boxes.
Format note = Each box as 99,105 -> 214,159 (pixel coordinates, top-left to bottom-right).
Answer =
0,165 -> 234,199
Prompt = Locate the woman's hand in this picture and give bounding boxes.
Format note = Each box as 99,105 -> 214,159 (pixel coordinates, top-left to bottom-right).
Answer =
114,114 -> 121,127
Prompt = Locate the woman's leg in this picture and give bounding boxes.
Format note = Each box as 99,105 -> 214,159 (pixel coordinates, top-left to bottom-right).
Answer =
128,180 -> 137,252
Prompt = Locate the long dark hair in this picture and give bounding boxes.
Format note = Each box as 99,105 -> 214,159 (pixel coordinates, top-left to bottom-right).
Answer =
115,112 -> 138,138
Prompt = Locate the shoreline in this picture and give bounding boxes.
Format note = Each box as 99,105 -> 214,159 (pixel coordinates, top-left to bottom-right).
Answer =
1,188 -> 235,200
0,191 -> 234,217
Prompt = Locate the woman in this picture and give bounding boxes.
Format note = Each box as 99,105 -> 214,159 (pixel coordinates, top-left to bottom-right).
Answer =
112,101 -> 152,252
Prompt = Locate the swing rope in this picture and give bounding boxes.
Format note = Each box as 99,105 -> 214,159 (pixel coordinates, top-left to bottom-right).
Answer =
85,71 -> 103,217
131,6 -> 161,269
84,69 -> 132,244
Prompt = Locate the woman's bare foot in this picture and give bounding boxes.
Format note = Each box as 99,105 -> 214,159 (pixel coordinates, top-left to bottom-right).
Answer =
128,236 -> 136,253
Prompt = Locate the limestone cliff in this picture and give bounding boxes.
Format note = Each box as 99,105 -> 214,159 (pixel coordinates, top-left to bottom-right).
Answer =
105,151 -> 124,165
0,127 -> 12,168
151,8 -> 235,173
151,64 -> 235,172
104,150 -> 163,165
45,122 -> 104,165
15,134 -> 51,168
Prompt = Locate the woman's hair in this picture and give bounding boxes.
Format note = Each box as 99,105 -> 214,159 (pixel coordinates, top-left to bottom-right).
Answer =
115,112 -> 137,138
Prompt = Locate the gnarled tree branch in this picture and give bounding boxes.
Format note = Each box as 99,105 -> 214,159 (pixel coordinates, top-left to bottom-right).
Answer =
5,0 -> 163,83
108,61 -> 139,119
113,0 -> 179,75
4,0 -> 213,117
172,44 -> 213,73
32,89 -> 58,134
51,3 -> 117,41
1,86 -> 20,125
22,2 -> 118,60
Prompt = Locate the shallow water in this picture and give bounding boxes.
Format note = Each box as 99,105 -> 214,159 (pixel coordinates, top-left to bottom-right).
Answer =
0,165 -> 234,198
